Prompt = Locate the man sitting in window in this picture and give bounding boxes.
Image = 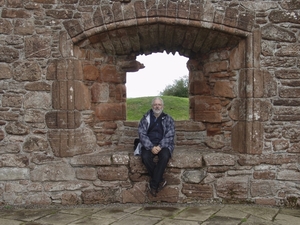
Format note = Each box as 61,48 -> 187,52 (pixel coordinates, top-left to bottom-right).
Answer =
134,97 -> 175,197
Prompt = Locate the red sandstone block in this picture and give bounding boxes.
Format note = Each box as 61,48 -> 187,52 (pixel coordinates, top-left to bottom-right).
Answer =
122,182 -> 147,203
100,64 -> 124,83
71,153 -> 112,166
47,59 -> 83,81
57,111 -> 68,129
115,84 -> 126,101
216,176 -> 248,199
175,121 -> 206,131
178,1 -> 189,19
67,81 -> 75,110
288,142 -> 300,153
245,33 -> 254,68
74,81 -> 91,110
169,150 -> 203,168
206,124 -> 221,136
214,10 -> 224,24
191,96 -> 222,123
278,170 -> 300,181
95,103 -> 126,121
224,8 -> 238,28
181,27 -> 198,50
229,39 -> 246,70
129,155 -> 147,174
2,8 -> 31,18
214,81 -> 236,98
148,7 -> 157,17
166,1 -> 177,18
0,130 -> 4,141
62,19 -> 83,38
250,180 -> 277,198
247,121 -> 263,155
97,166 -> 128,181
134,1 -> 146,18
204,153 -> 235,166
232,121 -> 263,155
112,2 -> 123,22
62,192 -> 80,205
76,167 -> 97,181
59,81 -> 68,110
122,3 -> 136,20
68,111 -> 81,129
148,186 -> 179,203
253,69 -> 264,98
52,81 -> 60,109
82,189 -> 118,204
83,64 -> 99,81
93,6 -> 104,27
81,12 -> 94,30
255,198 -> 276,206
56,60 -> 67,81
91,82 -> 107,103
157,2 -> 167,17
204,60 -> 228,74
46,60 -> 57,80
238,11 -> 255,32
253,171 -> 276,180
238,69 -> 252,98
252,29 -> 262,68
182,183 -> 213,198
67,59 -> 83,81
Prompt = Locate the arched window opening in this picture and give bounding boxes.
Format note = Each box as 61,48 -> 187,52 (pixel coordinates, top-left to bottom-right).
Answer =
126,51 -> 189,121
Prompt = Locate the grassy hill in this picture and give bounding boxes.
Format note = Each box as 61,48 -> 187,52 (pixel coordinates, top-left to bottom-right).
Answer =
126,96 -> 189,121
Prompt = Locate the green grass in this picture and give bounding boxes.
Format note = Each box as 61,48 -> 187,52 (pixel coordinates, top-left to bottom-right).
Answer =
126,96 -> 189,121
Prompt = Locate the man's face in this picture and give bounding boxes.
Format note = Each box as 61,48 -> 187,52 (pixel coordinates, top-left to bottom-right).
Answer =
152,99 -> 163,115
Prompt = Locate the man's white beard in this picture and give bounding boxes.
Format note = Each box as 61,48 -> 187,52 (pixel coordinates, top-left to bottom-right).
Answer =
153,108 -> 163,115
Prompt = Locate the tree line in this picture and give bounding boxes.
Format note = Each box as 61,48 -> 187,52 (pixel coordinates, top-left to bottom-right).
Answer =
160,75 -> 188,97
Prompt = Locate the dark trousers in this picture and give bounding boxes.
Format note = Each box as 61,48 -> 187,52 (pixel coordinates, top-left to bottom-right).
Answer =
141,147 -> 170,190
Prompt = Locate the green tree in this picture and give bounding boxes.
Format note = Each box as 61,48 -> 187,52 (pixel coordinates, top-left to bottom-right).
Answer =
160,75 -> 188,97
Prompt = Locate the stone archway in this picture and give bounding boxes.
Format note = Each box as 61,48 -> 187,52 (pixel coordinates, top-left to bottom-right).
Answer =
4,0 -> 300,207
45,1 -> 266,155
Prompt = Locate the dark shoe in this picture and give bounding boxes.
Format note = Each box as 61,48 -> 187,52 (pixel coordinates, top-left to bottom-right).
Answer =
157,179 -> 167,192
148,183 -> 157,197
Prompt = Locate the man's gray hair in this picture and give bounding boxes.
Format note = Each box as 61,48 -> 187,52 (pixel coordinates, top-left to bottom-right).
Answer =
151,97 -> 164,106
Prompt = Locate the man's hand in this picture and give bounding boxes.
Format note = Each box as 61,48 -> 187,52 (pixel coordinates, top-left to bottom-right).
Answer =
151,146 -> 161,155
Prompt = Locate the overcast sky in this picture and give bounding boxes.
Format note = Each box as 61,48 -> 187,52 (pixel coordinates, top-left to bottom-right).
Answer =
126,52 -> 188,98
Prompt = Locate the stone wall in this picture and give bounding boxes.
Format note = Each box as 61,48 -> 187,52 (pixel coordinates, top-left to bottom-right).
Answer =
0,0 -> 300,207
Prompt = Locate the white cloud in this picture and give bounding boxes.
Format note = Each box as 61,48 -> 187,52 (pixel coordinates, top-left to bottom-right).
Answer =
126,52 -> 188,98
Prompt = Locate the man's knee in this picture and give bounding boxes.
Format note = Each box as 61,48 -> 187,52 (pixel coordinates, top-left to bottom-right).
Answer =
141,148 -> 152,161
141,153 -> 149,163
159,148 -> 170,161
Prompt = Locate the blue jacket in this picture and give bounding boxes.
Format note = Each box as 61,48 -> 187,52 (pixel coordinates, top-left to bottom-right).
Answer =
134,109 -> 175,156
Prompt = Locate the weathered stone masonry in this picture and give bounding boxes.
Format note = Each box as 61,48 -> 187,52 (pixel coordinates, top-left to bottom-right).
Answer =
0,0 -> 300,207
